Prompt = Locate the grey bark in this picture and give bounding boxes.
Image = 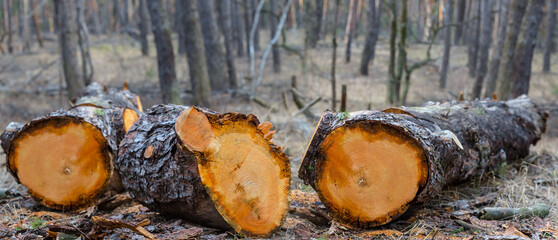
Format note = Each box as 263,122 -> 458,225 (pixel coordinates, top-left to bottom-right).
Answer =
440,0 -> 454,89
232,0 -> 244,57
454,0 -> 466,45
250,0 -> 260,51
344,0 -> 358,63
542,0 -> 556,72
485,0 -> 509,98
198,0 -> 227,92
304,0 -> 324,48
243,0 -> 250,56
147,0 -> 181,104
510,0 -> 544,98
359,0 -> 381,75
175,0 -> 186,55
269,0 -> 280,72
472,0 -> 494,99
217,0 -> 238,88
138,0 -> 149,56
466,0 -> 481,78
20,0 -> 30,51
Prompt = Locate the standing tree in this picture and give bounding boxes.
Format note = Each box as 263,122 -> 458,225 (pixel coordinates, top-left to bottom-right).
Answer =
198,0 -> 227,92
359,0 -> 381,75
269,0 -> 281,72
466,0 -> 481,77
20,0 -> 30,51
454,0 -> 466,45
510,0 -> 544,98
175,0 -> 186,55
138,0 -> 149,56
244,0 -> 251,56
231,0 -> 244,57
250,0 -> 261,51
4,0 -> 13,54
496,0 -> 528,100
542,0 -> 556,73
54,0 -> 83,101
472,0 -> 494,99
344,0 -> 358,62
217,0 -> 239,88
439,0 -> 454,89
304,0 -> 323,48
146,0 -> 181,104
485,0 -> 510,98
180,0 -> 212,107
30,0 -> 44,48
331,0 -> 340,110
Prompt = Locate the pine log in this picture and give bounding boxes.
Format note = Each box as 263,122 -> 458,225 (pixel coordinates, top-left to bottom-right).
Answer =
116,105 -> 291,237
299,95 -> 547,228
0,83 -> 142,211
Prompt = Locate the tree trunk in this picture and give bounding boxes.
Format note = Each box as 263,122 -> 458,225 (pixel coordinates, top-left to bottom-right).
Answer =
175,0 -> 186,55
454,0 -> 466,45
55,0 -> 84,101
304,0 -> 324,48
243,0 -> 251,57
268,0 -> 281,73
217,0 -> 239,87
231,0 -> 244,57
344,0 -> 358,63
496,0 -> 527,100
30,0 -> 43,48
294,0 -> 302,27
472,0 -> 494,99
20,0 -> 30,51
250,0 -> 260,51
198,0 -> 227,92
3,0 -> 13,54
89,0 -> 102,34
146,0 -> 181,104
181,0 -> 212,107
331,0 -> 340,111
1,83 -> 141,211
439,0 -> 453,89
542,0 -> 556,72
510,0 -> 543,98
466,0 -> 481,78
299,96 -> 547,228
485,0 -> 509,98
387,0 -> 397,104
359,0 -> 381,75
138,0 -> 149,56
116,105 -> 290,237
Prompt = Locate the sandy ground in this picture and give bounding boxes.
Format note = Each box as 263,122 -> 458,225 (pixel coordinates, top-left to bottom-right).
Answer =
0,30 -> 557,238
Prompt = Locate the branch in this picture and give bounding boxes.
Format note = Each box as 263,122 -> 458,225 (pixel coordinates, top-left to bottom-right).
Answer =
252,0 -> 294,92
249,0 -> 265,81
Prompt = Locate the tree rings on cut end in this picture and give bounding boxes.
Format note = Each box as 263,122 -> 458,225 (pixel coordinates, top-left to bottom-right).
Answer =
316,121 -> 428,228
7,117 -> 111,211
175,107 -> 291,237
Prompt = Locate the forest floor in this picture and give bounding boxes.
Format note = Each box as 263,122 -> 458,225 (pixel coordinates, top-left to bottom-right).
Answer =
0,30 -> 557,239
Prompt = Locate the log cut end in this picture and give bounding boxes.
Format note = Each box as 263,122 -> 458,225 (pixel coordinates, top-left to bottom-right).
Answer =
175,107 -> 291,237
7,117 -> 111,210
315,121 -> 428,228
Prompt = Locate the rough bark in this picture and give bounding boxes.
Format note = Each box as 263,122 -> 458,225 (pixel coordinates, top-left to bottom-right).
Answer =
116,105 -> 290,237
1,84 -> 141,211
542,0 -> 556,72
496,0 -> 528,100
466,0 -> 481,78
54,0 -> 84,101
439,0 -> 453,89
472,0 -> 494,99
269,0 -> 281,73
510,0 -> 544,98
359,0 -> 381,76
198,0 -> 227,92
454,0 -> 466,45
217,0 -> 238,88
138,0 -> 149,56
180,0 -> 212,107
147,0 -> 181,104
485,0 -> 509,98
299,95 -> 547,228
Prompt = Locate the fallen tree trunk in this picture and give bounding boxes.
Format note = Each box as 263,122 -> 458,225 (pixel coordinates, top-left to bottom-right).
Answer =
299,95 -> 547,228
0,83 -> 141,211
116,105 -> 291,237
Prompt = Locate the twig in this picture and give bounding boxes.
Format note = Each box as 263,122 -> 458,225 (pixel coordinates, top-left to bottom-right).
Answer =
293,97 -> 322,117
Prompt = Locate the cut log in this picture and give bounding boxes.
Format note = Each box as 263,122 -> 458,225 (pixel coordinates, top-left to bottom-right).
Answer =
116,105 -> 291,237
0,84 -> 142,211
299,95 -> 547,228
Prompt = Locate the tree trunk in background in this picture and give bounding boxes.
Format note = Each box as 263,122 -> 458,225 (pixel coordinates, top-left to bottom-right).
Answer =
359,0 -> 381,75
217,0 -> 238,88
320,0 -> 328,39
439,0 -> 453,89
497,0 -> 528,100
30,0 -> 43,48
113,0 -> 120,32
352,0 -> 363,40
304,0 -> 323,48
146,0 -> 181,104
454,0 -> 466,45
466,0 -> 481,78
21,0 -> 30,51
54,0 -> 84,101
269,0 -> 281,73
331,0 -> 340,111
511,0 -> 543,98
472,0 -> 494,99
387,0 -> 397,104
181,0 -> 212,107
89,0 -> 102,34
250,0 -> 260,51
5,0 -> 12,54
198,0 -> 227,92
138,0 -> 149,56
232,0 -> 244,57
417,0 -> 424,41
17,0 -> 22,37
344,0 -> 358,63
120,0 -> 129,30
175,0 -> 186,55
485,0 -> 509,98
542,0 -> 556,72
243,0 -> 250,56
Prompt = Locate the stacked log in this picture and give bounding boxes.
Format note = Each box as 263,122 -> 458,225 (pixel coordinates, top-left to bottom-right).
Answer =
0,83 -> 142,211
299,95 -> 547,228
116,105 -> 291,237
